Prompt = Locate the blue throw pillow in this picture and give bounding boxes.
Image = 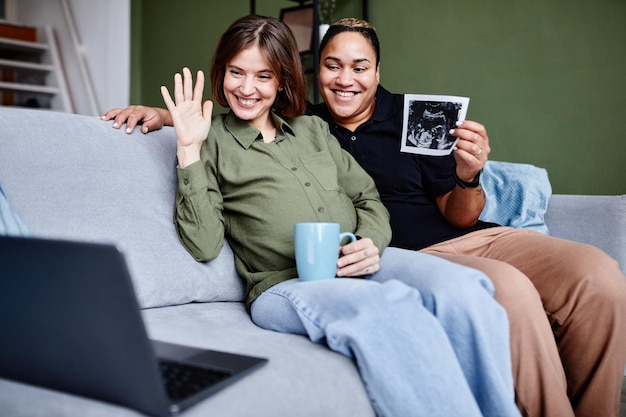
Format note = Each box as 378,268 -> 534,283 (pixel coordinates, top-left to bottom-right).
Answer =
0,185 -> 30,236
479,161 -> 552,234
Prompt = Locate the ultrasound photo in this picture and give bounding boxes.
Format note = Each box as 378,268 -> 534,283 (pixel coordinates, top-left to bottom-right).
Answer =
400,94 -> 470,156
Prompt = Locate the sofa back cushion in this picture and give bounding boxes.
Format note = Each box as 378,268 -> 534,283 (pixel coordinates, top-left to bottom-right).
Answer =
0,108 -> 245,308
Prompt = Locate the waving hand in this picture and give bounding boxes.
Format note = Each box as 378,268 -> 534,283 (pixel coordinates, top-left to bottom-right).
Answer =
160,67 -> 213,168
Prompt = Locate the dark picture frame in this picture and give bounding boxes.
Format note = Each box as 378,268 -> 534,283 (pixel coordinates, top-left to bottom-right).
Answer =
279,5 -> 314,54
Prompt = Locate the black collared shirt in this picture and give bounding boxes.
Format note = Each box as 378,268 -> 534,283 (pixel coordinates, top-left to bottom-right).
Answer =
309,85 -> 497,250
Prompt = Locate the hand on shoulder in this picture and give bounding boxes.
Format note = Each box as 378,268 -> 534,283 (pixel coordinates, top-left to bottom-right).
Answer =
100,105 -> 172,134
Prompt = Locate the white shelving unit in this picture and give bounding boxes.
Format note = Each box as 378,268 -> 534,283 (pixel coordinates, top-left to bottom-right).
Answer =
0,25 -> 73,112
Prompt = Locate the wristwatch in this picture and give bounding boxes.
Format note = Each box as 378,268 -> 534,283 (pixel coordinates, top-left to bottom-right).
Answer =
452,168 -> 482,189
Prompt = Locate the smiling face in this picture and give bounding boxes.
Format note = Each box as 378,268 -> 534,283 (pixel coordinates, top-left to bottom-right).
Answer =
318,31 -> 380,131
223,45 -> 279,131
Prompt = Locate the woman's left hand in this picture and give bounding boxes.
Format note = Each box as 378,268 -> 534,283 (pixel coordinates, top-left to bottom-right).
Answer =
450,120 -> 490,181
336,237 -> 380,277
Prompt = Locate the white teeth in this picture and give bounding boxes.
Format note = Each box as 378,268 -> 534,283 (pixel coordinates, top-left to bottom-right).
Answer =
238,98 -> 256,106
336,91 -> 355,97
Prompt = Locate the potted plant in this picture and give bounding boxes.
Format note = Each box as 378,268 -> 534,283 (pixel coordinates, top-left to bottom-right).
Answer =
317,0 -> 336,39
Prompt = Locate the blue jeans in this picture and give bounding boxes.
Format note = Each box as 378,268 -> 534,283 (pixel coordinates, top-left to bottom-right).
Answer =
251,247 -> 520,417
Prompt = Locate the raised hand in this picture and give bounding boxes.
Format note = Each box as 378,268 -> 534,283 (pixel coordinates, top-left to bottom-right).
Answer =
438,120 -> 490,227
450,120 -> 490,182
160,67 -> 214,168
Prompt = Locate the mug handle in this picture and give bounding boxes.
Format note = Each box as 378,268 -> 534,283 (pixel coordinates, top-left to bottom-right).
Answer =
339,232 -> 357,245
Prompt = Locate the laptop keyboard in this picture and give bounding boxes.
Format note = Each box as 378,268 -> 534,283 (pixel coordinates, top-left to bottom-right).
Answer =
159,359 -> 232,401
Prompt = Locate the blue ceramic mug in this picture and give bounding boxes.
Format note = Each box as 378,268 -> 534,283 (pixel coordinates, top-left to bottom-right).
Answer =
294,222 -> 357,281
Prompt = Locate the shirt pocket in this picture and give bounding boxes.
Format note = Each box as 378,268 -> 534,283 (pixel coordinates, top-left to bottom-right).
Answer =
299,151 -> 340,191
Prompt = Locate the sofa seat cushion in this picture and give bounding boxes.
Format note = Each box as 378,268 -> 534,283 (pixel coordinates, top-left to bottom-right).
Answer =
0,108 -> 245,308
0,378 -> 142,417
0,302 -> 375,417
141,302 -> 374,416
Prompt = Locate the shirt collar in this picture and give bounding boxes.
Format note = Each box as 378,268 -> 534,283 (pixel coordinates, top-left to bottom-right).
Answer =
224,111 -> 295,149
370,84 -> 395,123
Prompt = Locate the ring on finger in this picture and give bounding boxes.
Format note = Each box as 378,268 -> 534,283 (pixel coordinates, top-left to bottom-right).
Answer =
475,148 -> 483,158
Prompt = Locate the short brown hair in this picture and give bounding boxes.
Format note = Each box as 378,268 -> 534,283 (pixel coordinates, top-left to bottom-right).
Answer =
210,15 -> 307,118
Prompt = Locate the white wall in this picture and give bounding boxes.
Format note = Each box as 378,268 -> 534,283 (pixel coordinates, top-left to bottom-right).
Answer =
11,0 -> 130,115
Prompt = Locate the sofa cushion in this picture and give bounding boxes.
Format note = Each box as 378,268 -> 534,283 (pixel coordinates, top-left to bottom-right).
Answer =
0,108 -> 245,308
0,302 -> 376,417
479,160 -> 552,234
142,302 -> 376,417
546,194 -> 626,275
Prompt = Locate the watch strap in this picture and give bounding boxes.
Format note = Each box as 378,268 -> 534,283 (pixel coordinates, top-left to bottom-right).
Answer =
452,168 -> 482,189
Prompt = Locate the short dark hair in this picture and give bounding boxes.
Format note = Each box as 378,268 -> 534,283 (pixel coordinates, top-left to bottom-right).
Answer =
320,18 -> 380,66
210,15 -> 307,118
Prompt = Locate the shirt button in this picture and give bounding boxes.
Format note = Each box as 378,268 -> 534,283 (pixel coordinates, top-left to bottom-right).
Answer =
304,182 -> 311,187
351,135 -> 356,141
291,167 -> 298,171
318,207 -> 325,213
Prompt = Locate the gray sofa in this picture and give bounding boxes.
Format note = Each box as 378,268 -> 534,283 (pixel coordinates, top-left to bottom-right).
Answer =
0,107 -> 624,417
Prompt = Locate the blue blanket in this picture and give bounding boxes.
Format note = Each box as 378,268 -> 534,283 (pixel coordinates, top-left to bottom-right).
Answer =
479,161 -> 552,234
0,185 -> 29,236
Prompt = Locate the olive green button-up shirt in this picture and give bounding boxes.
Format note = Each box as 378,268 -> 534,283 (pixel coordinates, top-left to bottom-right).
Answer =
175,111 -> 391,306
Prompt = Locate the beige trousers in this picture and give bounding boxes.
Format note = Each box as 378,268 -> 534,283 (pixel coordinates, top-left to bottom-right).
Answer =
421,227 -> 626,417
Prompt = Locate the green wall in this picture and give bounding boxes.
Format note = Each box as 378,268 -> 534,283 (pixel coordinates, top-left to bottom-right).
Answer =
132,0 -> 626,195
130,0 -> 248,109
130,0 -> 360,109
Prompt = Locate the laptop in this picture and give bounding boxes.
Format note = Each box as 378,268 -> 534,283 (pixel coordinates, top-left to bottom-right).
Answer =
0,235 -> 267,416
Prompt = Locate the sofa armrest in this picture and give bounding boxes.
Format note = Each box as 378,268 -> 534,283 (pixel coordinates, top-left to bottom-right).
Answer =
545,194 -> 626,274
